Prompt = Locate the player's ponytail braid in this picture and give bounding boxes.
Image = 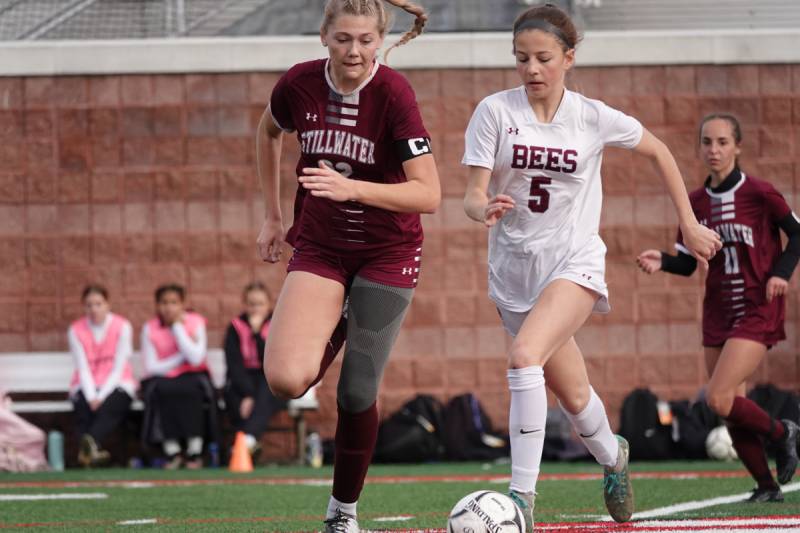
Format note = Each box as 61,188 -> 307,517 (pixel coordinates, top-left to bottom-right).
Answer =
382,0 -> 427,62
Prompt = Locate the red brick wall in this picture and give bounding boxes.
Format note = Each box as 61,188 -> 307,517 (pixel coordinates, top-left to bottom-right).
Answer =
2,65 -> 799,450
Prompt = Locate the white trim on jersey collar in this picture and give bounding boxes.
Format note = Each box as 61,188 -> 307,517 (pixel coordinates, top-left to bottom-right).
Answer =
704,172 -> 747,199
517,86 -> 571,125
324,58 -> 381,97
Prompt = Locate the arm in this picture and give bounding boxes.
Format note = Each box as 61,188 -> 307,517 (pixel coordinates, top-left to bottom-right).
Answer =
68,327 -> 98,402
632,129 -> 721,267
299,153 -> 441,214
141,324 -> 183,376
766,213 -> 800,302
255,106 -> 286,263
224,325 -> 254,398
96,321 -> 133,401
463,166 -> 516,226
637,249 -> 697,276
172,321 -> 207,366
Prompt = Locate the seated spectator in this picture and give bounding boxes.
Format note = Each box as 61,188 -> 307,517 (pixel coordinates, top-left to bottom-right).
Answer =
140,284 -> 213,469
68,285 -> 136,467
224,282 -> 286,460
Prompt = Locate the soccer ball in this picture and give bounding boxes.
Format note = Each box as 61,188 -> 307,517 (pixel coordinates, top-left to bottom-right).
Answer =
447,490 -> 525,533
705,425 -> 738,461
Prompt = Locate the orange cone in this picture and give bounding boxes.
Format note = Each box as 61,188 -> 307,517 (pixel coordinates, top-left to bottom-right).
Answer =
228,431 -> 253,473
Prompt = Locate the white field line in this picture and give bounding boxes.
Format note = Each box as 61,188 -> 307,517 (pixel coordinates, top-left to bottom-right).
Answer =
117,518 -> 158,525
372,515 -> 415,522
600,481 -> 800,521
0,492 -> 108,501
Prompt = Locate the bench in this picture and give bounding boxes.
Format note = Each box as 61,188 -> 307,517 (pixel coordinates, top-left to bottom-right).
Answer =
0,350 -> 318,464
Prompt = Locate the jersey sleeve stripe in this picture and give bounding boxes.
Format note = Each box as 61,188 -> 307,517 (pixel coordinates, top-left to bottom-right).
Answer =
269,107 -> 294,133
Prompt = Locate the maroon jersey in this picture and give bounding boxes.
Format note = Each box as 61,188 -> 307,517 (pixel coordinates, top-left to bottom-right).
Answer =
676,172 -> 791,346
270,59 -> 430,255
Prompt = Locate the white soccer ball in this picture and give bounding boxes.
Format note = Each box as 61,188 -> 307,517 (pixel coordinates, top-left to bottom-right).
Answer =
705,425 -> 738,461
447,490 -> 525,533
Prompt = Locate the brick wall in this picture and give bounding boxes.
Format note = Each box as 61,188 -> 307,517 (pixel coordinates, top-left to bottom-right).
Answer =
1,65 -> 799,453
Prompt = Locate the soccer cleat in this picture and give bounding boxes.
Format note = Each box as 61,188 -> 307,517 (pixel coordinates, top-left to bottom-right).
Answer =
163,454 -> 183,470
184,455 -> 203,470
747,487 -> 784,503
775,419 -> 799,485
508,490 -> 535,533
78,434 -> 110,468
603,435 -> 634,523
323,510 -> 360,533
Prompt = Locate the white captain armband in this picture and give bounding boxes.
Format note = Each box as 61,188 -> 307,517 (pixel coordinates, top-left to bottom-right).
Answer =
395,137 -> 432,162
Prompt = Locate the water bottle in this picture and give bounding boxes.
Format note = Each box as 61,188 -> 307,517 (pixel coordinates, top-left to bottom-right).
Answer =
208,442 -> 220,468
47,431 -> 64,472
306,432 -> 323,468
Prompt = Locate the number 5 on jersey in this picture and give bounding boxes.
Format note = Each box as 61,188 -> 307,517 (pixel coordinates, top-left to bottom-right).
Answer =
528,176 -> 551,213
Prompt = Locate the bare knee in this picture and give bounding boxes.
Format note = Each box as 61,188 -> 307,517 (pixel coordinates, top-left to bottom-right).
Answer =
266,372 -> 314,400
264,358 -> 314,400
508,341 -> 546,369
706,388 -> 735,417
559,388 -> 591,415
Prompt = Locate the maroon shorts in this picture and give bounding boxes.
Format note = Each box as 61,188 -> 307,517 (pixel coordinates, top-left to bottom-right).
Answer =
703,297 -> 786,348
287,242 -> 421,289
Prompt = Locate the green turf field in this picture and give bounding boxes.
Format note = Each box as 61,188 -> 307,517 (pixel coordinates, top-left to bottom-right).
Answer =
1,461 -> 799,531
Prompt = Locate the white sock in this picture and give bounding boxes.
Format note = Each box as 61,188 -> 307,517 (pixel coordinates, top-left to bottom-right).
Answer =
245,434 -> 258,451
326,495 -> 357,519
560,387 -> 618,468
508,365 -> 546,494
186,436 -> 204,456
163,439 -> 181,457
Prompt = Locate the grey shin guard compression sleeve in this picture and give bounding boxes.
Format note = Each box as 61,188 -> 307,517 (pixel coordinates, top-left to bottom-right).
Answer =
336,276 -> 414,413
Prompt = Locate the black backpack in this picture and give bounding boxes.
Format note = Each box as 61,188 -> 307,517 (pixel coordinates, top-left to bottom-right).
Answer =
443,393 -> 509,461
618,388 -> 673,460
669,399 -> 720,459
373,394 -> 445,463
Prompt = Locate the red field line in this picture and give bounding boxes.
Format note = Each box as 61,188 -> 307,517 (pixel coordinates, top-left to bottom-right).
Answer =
0,470 -> 748,489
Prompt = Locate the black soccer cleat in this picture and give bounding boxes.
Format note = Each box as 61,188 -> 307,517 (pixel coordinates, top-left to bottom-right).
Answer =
775,419 -> 799,485
746,487 -> 784,503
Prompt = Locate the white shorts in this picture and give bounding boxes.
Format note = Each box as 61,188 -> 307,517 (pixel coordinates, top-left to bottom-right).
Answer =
489,235 -> 610,330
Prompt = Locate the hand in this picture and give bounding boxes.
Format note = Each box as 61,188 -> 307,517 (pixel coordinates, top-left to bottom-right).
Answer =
240,396 -> 254,419
89,399 -> 102,411
256,218 -> 285,263
484,194 -> 516,227
636,250 -> 663,274
298,161 -> 357,202
766,276 -> 789,303
680,221 -> 722,271
248,314 -> 267,330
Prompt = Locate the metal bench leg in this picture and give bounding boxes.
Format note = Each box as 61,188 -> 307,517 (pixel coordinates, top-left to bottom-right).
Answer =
295,414 -> 306,465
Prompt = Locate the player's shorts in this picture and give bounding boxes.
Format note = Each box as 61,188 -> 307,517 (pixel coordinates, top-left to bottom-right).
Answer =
702,294 -> 786,348
489,235 -> 609,334
287,241 -> 421,289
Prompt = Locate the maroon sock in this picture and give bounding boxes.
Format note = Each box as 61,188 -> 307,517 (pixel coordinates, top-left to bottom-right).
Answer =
332,402 -> 379,504
725,397 -> 785,441
728,426 -> 779,490
301,316 -> 347,396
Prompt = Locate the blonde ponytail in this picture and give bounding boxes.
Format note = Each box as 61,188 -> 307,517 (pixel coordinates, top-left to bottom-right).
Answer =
382,0 -> 427,62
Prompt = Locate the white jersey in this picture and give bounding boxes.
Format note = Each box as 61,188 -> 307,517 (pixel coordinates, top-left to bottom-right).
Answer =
463,87 -> 643,313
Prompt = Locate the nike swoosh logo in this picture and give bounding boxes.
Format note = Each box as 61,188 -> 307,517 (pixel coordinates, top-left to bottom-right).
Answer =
519,428 -> 542,435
